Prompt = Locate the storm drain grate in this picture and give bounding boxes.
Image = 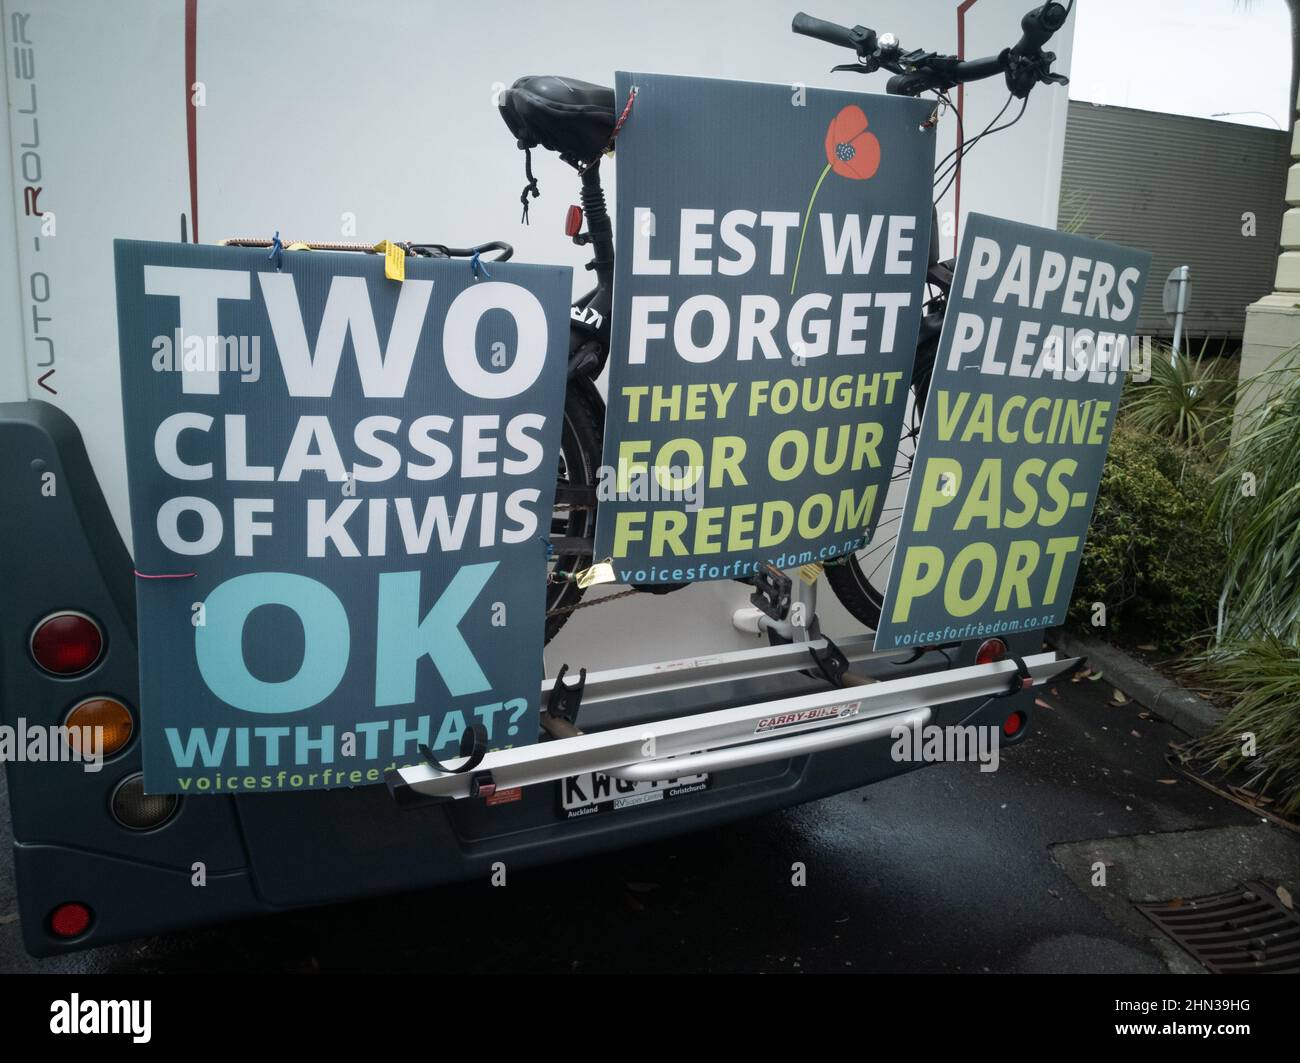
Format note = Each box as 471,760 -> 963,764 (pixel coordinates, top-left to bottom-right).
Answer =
1137,881 -> 1300,974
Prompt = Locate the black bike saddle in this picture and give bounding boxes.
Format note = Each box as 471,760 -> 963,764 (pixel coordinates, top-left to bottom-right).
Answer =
498,76 -> 616,167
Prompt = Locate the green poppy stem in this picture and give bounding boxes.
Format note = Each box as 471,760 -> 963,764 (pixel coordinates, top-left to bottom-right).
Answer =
790,162 -> 832,296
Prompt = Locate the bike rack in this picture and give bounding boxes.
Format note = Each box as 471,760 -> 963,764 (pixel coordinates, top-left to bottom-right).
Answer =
386,639 -> 1077,805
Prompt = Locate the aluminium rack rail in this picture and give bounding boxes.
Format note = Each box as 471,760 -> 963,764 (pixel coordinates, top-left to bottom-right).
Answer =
386,632 -> 1076,804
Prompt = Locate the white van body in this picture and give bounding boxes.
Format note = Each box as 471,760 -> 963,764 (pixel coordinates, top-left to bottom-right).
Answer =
3,0 -> 1072,668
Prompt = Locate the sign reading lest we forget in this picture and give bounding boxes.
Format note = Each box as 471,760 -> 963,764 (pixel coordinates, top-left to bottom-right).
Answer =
593,72 -> 936,583
874,215 -> 1151,650
114,242 -> 570,793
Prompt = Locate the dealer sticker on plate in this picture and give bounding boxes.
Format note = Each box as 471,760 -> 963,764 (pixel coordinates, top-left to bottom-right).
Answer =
560,771 -> 709,818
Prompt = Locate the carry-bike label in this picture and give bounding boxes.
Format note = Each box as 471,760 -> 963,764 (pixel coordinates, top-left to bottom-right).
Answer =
754,700 -> 861,734
114,241 -> 571,793
873,214 -> 1151,650
593,72 -> 936,583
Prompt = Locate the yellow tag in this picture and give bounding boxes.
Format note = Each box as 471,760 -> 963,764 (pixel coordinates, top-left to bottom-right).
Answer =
285,241 -> 312,251
575,557 -> 616,589
373,240 -> 405,282
799,561 -> 823,586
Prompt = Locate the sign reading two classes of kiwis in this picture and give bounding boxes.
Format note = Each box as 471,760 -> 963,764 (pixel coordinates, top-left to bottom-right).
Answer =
115,241 -> 571,793
874,214 -> 1151,650
594,71 -> 937,583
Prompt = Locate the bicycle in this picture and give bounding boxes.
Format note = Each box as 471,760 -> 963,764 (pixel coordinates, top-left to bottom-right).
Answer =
497,2 -> 1072,642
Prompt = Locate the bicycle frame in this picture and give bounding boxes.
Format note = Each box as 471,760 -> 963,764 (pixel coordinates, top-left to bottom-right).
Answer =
564,164 -> 617,380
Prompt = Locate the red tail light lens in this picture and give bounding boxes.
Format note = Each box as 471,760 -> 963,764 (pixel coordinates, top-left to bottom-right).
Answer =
49,902 -> 93,939
1003,710 -> 1026,737
30,612 -> 103,675
565,204 -> 583,237
975,638 -> 1007,666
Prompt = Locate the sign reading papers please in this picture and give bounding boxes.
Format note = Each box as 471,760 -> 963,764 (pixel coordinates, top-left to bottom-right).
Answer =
874,214 -> 1151,650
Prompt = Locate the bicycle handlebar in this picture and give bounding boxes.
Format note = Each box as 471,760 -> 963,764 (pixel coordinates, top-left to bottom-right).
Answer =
1012,2 -> 1070,58
791,11 -> 875,54
792,3 -> 1070,98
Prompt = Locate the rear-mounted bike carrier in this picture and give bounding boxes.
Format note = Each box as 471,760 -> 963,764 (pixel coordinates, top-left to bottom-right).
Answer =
386,636 -> 1076,807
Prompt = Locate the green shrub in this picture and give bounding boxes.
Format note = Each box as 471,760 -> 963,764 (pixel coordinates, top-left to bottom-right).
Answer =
1185,359 -> 1300,816
1184,638 -> 1300,816
1210,360 -> 1300,644
1122,342 -> 1236,458
1068,423 -> 1224,649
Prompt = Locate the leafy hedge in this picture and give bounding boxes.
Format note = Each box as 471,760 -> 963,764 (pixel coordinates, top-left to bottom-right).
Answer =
1211,362 -> 1300,643
1184,638 -> 1300,816
1068,423 -> 1225,649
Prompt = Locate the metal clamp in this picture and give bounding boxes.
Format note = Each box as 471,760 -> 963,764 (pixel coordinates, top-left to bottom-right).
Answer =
545,663 -> 587,727
806,632 -> 850,686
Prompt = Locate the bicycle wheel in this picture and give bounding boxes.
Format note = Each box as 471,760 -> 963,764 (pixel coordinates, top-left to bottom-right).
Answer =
824,336 -> 937,630
545,376 -> 604,644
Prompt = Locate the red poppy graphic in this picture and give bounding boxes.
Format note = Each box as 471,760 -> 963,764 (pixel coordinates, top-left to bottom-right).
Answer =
791,105 -> 884,293
825,105 -> 881,180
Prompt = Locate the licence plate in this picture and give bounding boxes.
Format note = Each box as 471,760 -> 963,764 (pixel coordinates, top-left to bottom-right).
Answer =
560,770 -> 709,818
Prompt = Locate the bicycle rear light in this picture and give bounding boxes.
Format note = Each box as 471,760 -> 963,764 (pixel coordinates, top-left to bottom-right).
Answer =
565,204 -> 583,237
30,611 -> 103,675
975,638 -> 1007,666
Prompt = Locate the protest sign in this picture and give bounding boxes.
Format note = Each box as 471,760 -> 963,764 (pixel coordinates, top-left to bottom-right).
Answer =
114,241 -> 570,793
873,214 -> 1151,650
593,72 -> 936,583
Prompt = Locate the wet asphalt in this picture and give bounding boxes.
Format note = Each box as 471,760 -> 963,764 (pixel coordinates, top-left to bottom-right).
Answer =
3,669 -> 1296,973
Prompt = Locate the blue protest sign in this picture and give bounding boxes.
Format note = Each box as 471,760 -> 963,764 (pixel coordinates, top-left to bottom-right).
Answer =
114,241 -> 570,793
592,72 -> 936,583
873,214 -> 1152,650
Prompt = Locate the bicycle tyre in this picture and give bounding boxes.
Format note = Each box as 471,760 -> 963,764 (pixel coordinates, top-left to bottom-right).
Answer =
545,376 -> 604,644
824,335 -> 937,630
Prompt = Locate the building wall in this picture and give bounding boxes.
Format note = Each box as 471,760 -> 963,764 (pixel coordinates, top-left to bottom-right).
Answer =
1237,80 -> 1300,431
1060,100 -> 1289,339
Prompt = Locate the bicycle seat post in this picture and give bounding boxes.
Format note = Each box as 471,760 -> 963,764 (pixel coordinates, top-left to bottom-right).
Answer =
578,163 -> 615,286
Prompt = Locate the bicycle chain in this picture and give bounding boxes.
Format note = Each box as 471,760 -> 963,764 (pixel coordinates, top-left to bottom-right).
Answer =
545,587 -> 640,617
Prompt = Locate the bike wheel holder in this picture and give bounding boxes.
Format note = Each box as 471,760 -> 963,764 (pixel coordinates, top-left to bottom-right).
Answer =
386,640 -> 1076,805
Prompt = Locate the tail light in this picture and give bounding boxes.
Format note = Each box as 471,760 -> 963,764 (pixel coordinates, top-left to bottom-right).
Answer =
110,773 -> 179,831
30,611 -> 103,675
565,204 -> 584,237
48,902 -> 93,939
975,637 -> 1007,666
63,697 -> 134,758
1003,710 -> 1026,738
